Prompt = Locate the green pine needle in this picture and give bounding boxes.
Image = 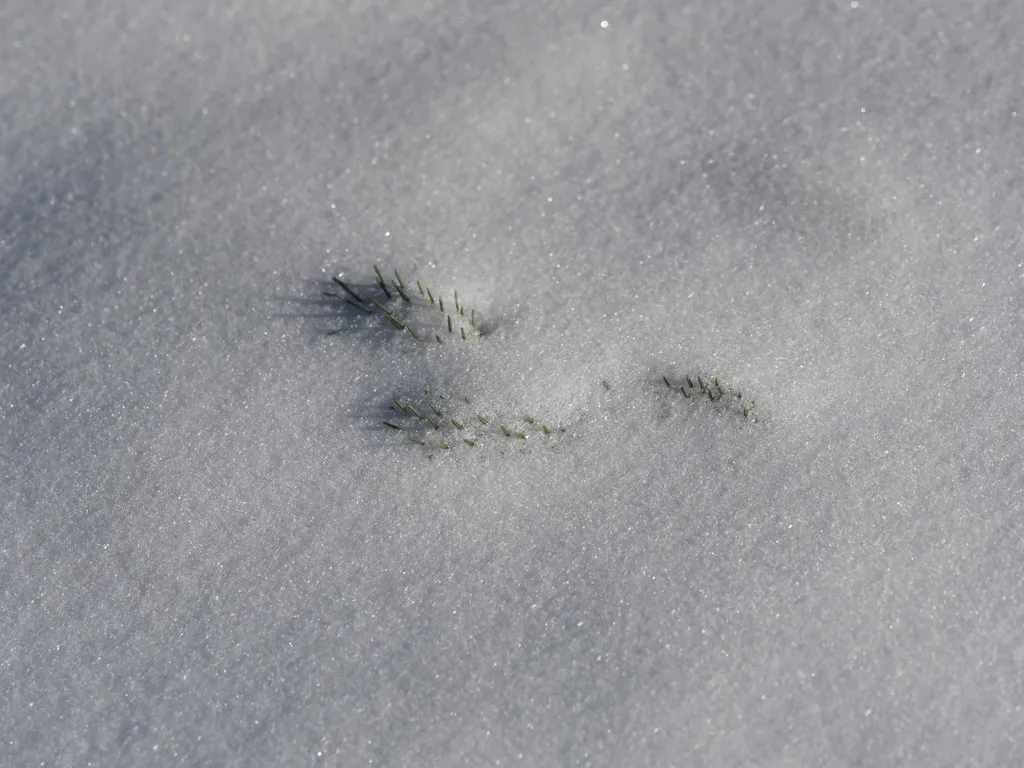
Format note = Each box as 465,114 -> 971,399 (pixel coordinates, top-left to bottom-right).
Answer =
392,281 -> 411,302
463,439 -> 476,447
451,419 -> 465,430
407,436 -> 426,446
500,425 -> 511,436
373,265 -> 391,299
332,276 -> 364,303
382,420 -> 401,430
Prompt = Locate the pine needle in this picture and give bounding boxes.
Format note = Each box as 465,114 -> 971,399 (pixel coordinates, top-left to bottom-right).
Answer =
392,280 -> 411,302
368,297 -> 391,315
373,265 -> 391,299
332,276 -> 365,303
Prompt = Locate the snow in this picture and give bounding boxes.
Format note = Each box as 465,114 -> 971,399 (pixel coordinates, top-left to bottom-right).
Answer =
2,1 -> 1023,765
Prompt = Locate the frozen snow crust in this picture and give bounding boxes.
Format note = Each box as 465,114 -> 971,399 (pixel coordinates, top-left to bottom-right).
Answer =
3,1 -> 1024,766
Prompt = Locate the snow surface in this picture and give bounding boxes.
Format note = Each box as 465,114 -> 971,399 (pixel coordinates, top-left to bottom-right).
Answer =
3,1 -> 1024,765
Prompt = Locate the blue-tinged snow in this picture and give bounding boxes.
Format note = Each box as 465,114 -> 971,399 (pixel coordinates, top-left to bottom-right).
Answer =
2,1 -> 1023,765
